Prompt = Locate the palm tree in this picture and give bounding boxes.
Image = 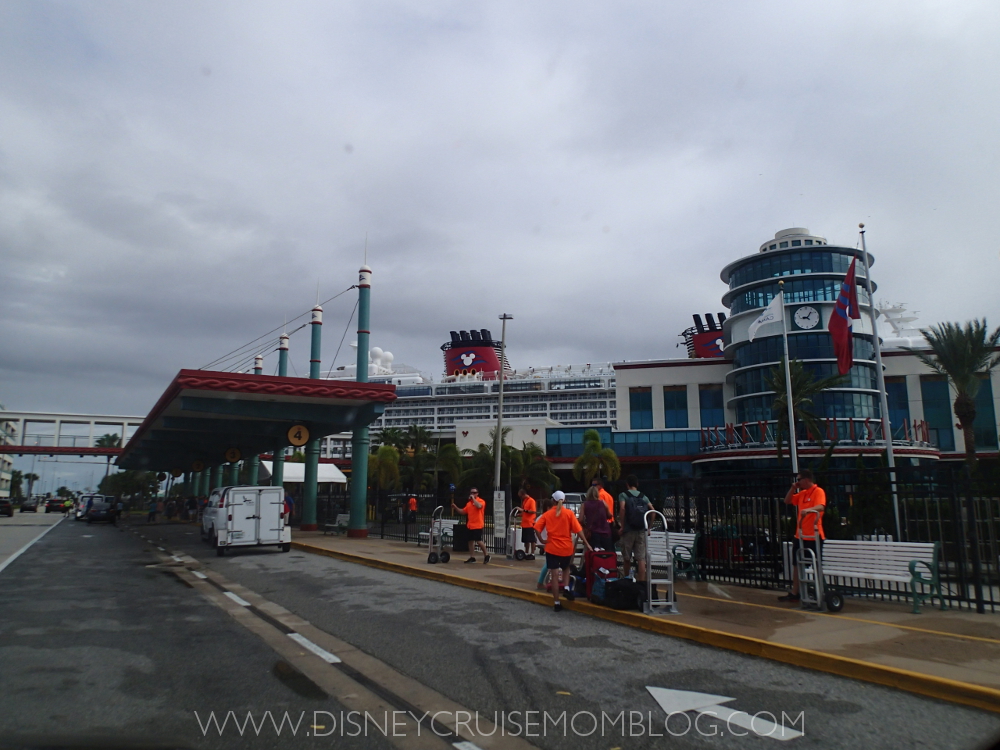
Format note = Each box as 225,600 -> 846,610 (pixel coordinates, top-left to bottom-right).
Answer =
510,441 -> 561,494
913,319 -> 1000,466
457,427 -> 513,490
435,443 -> 464,489
24,472 -> 40,498
766,358 -> 848,459
572,429 -> 621,485
95,433 -> 121,477
400,445 -> 435,492
375,428 -> 408,452
368,444 -> 401,493
405,425 -> 434,454
9,469 -> 23,498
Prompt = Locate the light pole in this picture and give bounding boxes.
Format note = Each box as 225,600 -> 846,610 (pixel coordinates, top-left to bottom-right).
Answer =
493,314 -> 512,533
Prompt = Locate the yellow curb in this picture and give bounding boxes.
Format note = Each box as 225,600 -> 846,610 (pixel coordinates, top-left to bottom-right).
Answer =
292,541 -> 1000,714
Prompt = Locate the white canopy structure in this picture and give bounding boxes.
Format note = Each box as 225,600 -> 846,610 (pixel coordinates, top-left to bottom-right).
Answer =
260,461 -> 347,484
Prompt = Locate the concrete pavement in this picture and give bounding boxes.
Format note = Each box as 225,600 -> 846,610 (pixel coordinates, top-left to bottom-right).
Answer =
290,529 -> 1000,713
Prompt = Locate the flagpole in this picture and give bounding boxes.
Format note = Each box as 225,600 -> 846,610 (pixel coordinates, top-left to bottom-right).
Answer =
858,224 -> 901,541
778,281 -> 798,475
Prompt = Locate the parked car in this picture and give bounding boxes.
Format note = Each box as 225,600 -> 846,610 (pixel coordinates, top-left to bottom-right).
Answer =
45,498 -> 64,513
0,498 -> 13,517
85,499 -> 116,524
75,494 -> 110,520
19,498 -> 39,513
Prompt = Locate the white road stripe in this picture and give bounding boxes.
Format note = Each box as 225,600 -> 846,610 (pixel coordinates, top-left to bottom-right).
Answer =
0,518 -> 64,576
192,570 -> 208,579
287,632 -> 341,663
453,742 -> 485,750
157,546 -> 165,551
224,591 -> 251,607
171,555 -> 182,562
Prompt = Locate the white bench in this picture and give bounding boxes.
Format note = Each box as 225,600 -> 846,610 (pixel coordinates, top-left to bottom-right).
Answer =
819,539 -> 945,614
418,519 -> 458,547
323,513 -> 351,535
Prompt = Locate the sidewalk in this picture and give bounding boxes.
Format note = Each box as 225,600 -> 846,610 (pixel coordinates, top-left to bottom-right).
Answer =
291,529 -> 1000,714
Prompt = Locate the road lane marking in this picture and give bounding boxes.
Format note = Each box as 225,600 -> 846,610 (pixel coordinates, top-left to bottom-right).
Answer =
223,591 -> 251,606
0,518 -> 64,575
192,570 -> 208,579
288,633 -> 341,663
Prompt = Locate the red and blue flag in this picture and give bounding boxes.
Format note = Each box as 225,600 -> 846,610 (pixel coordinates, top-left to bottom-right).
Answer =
829,257 -> 861,375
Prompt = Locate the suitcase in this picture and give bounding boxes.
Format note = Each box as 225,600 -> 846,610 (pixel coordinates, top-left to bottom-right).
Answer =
603,579 -> 643,610
585,549 -> 618,600
590,575 -> 618,604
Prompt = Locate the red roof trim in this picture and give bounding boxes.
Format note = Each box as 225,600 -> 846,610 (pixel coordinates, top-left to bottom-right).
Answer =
121,370 -> 396,461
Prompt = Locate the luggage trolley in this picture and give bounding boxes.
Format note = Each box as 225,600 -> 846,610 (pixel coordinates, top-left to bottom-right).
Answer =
506,509 -> 527,560
643,509 -> 679,615
796,507 -> 843,612
426,505 -> 451,565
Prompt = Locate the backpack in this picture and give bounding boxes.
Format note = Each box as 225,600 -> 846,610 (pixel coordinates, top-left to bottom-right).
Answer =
622,491 -> 649,531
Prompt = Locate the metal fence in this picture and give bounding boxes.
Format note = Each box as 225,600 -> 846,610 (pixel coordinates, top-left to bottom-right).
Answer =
307,465 -> 1000,612
639,465 -> 1000,612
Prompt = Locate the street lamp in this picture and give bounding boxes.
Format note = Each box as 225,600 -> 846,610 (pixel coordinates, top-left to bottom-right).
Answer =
493,314 -> 513,532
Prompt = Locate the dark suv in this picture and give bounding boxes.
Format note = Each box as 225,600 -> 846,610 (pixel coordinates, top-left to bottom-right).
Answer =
19,498 -> 39,513
0,498 -> 13,517
85,499 -> 116,524
45,498 -> 64,513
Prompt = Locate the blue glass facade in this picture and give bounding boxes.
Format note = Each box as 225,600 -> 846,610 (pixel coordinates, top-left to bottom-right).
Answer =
663,386 -> 688,428
699,384 -> 725,427
546,427 -> 702,459
974,376 -> 998,449
731,334 -> 875,369
920,377 -> 955,451
727,250 -> 866,289
884,377 -> 910,440
629,387 -> 653,429
729,278 -> 872,315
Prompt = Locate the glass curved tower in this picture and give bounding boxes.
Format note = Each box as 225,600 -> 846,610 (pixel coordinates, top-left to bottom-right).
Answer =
720,228 -> 880,432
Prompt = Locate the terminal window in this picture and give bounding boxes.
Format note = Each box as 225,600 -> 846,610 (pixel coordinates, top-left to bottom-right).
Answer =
699,384 -> 725,428
663,386 -> 688,428
920,376 -> 955,451
629,387 -> 653,429
975,375 -> 998,449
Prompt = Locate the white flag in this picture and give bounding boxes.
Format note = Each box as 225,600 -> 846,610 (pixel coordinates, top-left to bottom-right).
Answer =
747,293 -> 783,342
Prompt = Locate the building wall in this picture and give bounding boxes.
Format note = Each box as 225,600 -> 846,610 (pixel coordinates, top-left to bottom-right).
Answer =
614,360 -> 732,431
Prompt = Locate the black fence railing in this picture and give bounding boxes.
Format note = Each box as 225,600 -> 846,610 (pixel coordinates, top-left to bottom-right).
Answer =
304,466 -> 1000,612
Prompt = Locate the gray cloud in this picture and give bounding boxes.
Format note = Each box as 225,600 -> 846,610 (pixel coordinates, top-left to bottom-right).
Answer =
1,0 -> 999,424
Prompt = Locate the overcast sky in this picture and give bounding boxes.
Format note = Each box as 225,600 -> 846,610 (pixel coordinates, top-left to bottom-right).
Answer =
3,0 -> 1000,431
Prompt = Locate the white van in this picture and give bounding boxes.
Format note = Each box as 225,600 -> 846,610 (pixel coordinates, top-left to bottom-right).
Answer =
201,486 -> 291,556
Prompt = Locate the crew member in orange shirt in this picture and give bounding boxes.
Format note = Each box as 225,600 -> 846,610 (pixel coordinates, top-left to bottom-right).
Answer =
779,468 -> 826,603
452,487 -> 490,564
514,488 -> 538,560
534,491 -> 592,611
593,477 -> 615,520
407,495 -> 418,524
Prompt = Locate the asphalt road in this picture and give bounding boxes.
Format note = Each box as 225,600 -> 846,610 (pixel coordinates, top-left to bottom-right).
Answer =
0,509 -> 62,569
3,518 -> 1000,749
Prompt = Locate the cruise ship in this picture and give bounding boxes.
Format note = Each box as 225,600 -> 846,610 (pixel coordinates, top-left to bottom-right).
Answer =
319,329 -> 620,459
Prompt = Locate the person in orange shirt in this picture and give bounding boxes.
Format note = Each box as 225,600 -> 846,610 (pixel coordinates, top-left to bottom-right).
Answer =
452,487 -> 490,564
514,488 -> 538,560
592,477 -> 615,519
779,468 -> 826,603
592,477 -> 619,543
534,491 -> 592,611
407,495 -> 418,524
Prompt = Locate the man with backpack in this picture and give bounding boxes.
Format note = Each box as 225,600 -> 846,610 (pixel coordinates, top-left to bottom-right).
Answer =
618,475 -> 653,584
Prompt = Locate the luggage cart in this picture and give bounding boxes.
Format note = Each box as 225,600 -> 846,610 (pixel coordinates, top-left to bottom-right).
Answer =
427,505 -> 451,564
643,509 -> 679,615
796,507 -> 843,612
506,509 -> 526,560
